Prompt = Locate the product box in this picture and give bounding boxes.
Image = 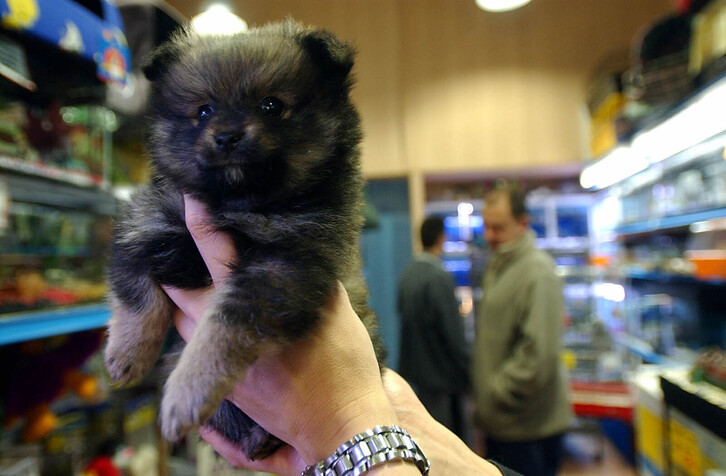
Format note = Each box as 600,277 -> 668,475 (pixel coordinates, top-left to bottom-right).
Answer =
631,367 -> 667,476
668,407 -> 726,475
661,372 -> 726,476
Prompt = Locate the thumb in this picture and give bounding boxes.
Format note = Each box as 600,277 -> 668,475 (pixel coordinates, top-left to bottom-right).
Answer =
183,195 -> 236,284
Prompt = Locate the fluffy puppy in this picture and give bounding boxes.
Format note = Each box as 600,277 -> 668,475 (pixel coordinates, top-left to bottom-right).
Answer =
104,20 -> 384,460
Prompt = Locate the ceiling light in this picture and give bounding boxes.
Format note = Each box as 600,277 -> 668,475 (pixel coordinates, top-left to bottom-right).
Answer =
191,2 -> 247,35
475,0 -> 532,12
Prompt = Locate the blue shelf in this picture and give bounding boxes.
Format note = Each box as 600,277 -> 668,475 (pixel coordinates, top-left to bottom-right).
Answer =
612,334 -> 677,366
0,304 -> 110,346
628,271 -> 725,286
615,207 -> 726,236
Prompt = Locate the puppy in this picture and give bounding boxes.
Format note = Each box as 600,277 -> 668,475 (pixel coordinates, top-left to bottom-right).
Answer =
104,20 -> 384,460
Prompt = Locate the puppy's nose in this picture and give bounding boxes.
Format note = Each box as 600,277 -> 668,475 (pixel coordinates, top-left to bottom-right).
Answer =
215,130 -> 243,152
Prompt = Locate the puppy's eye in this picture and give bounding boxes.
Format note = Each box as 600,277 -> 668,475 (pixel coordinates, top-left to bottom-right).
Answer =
198,104 -> 214,121
260,97 -> 285,117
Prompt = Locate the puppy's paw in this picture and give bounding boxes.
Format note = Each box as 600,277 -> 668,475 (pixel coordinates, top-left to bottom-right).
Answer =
160,368 -> 222,442
243,425 -> 286,461
207,400 -> 285,460
104,336 -> 157,386
104,295 -> 171,386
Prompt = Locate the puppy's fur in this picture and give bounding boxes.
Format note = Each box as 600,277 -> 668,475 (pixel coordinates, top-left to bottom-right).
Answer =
104,20 -> 384,459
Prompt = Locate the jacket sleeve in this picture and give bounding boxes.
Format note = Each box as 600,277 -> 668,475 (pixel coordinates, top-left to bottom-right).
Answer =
490,268 -> 564,410
429,272 -> 471,382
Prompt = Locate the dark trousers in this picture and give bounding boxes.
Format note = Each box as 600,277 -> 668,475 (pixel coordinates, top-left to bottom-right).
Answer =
485,433 -> 564,476
416,389 -> 466,441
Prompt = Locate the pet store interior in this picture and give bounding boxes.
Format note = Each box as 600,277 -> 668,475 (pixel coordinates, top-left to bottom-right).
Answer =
0,0 -> 725,475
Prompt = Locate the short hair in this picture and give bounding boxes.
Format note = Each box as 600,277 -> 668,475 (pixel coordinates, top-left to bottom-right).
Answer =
484,180 -> 527,219
420,217 -> 445,248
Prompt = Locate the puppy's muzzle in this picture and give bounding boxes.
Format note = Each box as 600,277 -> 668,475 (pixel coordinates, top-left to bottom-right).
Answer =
215,130 -> 244,153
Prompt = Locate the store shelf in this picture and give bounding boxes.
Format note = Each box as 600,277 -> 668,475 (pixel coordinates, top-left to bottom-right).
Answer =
0,304 -> 110,346
628,271 -> 726,286
0,155 -> 103,188
570,380 -> 634,421
613,333 -> 677,365
4,171 -> 117,215
0,245 -> 92,257
615,206 -> 726,236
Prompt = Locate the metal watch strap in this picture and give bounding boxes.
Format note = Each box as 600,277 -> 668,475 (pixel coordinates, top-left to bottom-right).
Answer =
302,425 -> 430,476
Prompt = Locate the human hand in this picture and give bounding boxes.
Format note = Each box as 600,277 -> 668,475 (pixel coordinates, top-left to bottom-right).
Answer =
165,195 -> 414,475
381,370 -> 504,476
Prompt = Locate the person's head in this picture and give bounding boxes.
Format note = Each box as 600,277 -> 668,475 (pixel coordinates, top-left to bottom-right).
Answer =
420,217 -> 445,254
483,182 -> 529,251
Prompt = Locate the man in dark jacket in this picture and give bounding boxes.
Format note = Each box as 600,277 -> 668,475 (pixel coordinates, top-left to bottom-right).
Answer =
397,217 -> 470,440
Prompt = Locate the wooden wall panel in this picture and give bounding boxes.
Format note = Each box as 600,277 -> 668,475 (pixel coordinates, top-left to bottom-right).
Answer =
163,0 -> 674,176
397,0 -> 672,173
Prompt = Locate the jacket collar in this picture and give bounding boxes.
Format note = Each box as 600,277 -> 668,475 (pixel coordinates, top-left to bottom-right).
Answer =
416,251 -> 442,268
489,230 -> 536,269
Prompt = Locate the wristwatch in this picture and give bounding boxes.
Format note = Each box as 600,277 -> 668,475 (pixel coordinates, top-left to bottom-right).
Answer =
302,425 -> 430,476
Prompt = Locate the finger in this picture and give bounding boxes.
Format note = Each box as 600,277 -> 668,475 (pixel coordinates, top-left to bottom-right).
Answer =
162,285 -> 213,322
172,308 -> 196,342
199,426 -> 304,475
320,282 -> 374,347
321,282 -> 356,325
183,195 -> 236,283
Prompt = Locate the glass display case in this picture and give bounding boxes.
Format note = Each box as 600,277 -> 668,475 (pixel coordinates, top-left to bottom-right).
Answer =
0,0 -> 127,319
0,99 -> 118,316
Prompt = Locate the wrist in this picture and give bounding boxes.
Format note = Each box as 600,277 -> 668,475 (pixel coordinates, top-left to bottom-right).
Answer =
300,390 -> 399,464
302,425 -> 429,476
365,460 -> 426,475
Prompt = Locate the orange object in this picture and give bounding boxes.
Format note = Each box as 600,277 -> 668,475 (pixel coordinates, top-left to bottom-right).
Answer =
589,254 -> 611,268
63,369 -> 99,400
22,404 -> 57,441
685,250 -> 726,280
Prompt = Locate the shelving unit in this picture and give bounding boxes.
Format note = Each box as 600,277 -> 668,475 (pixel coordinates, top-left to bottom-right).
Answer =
615,206 -> 726,236
583,69 -> 726,358
627,271 -> 725,287
582,43 -> 726,476
0,155 -> 103,188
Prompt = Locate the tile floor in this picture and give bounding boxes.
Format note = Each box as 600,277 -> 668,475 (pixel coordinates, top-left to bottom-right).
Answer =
560,433 -> 636,476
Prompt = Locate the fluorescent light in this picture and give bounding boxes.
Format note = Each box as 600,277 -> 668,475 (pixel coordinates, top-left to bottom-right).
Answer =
191,3 -> 247,35
579,146 -> 649,190
631,77 -> 726,163
580,76 -> 726,190
475,0 -> 532,12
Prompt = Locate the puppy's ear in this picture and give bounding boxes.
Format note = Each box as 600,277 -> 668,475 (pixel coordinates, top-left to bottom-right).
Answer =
142,40 -> 182,82
299,29 -> 356,89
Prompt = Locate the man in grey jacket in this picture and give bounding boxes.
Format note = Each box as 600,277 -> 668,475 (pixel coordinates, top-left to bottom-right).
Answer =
474,183 -> 573,476
397,217 -> 470,440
